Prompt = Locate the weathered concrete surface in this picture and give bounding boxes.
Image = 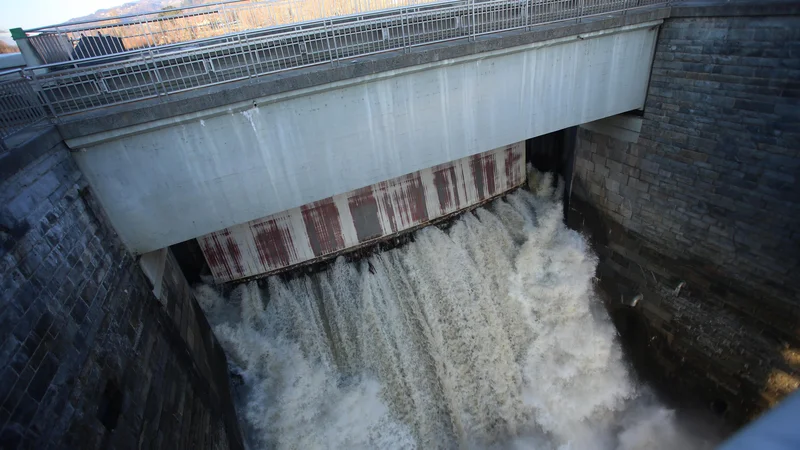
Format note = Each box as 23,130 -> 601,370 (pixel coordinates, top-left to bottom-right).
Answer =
0,137 -> 243,449
71,21 -> 659,254
570,10 -> 800,424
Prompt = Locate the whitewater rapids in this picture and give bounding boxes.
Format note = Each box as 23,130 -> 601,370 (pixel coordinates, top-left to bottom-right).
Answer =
196,174 -> 716,450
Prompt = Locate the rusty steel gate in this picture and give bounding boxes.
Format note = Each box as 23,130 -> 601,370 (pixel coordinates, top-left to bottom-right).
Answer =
198,142 -> 526,282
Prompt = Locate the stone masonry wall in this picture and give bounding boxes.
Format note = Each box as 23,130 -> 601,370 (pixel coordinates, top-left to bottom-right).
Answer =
0,138 -> 243,449
571,13 -> 799,422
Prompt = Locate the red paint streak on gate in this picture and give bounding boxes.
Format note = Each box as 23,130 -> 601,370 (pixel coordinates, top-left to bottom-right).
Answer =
470,154 -> 485,199
377,181 -> 398,233
432,164 -> 461,213
348,187 -> 383,242
201,234 -> 232,280
505,145 -> 523,185
201,230 -> 245,280
484,155 -> 497,197
470,153 -> 498,199
301,199 -> 345,257
377,173 -> 430,234
401,173 -> 428,223
251,219 -> 294,269
223,230 -> 245,277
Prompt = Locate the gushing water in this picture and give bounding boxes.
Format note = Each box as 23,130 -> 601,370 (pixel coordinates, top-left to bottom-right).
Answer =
196,174 -> 715,450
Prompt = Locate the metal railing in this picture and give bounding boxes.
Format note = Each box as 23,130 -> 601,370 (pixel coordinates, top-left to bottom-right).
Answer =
2,0 -> 668,141
0,70 -> 48,151
24,0 -> 443,65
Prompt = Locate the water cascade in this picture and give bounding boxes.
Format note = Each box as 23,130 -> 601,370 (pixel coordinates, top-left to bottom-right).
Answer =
196,175 -> 717,450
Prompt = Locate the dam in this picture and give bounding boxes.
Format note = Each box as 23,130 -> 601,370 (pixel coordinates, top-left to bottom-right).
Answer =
0,0 -> 797,448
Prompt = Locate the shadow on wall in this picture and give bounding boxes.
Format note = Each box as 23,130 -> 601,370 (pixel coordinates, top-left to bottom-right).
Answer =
0,138 -> 244,449
567,180 -> 799,427
525,127 -> 578,219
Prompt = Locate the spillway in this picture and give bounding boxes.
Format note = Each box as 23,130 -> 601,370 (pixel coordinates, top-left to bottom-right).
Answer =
195,175 -> 719,450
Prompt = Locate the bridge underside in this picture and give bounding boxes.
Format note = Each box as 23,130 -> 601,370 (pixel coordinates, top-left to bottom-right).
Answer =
70,20 -> 659,262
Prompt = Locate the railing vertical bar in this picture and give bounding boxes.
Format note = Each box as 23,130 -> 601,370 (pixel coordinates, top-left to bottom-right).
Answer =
326,19 -> 336,65
470,0 -> 475,41
402,6 -> 410,50
29,71 -> 54,120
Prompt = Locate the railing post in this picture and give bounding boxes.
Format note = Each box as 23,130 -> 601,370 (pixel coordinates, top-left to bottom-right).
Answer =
143,20 -> 156,49
470,0 -> 476,41
10,28 -> 47,68
402,6 -> 410,53
326,19 -> 338,67
52,26 -> 75,63
221,3 -> 230,34
26,69 -> 56,121
241,33 -> 253,79
144,51 -> 167,101
526,0 -> 532,30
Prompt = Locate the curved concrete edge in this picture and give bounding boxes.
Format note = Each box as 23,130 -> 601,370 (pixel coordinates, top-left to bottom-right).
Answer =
64,20 -> 664,150
56,7 -> 670,142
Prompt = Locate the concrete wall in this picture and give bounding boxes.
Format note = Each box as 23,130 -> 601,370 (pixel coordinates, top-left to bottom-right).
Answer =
0,137 -> 243,448
71,21 -> 659,254
570,12 -> 799,422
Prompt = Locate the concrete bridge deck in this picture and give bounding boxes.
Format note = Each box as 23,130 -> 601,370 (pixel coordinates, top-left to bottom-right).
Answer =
33,1 -> 669,123
59,6 -> 669,142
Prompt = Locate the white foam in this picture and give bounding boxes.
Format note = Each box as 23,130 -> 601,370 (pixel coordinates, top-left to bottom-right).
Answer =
195,181 -> 713,450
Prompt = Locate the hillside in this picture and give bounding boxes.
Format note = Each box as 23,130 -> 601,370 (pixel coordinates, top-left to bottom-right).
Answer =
68,0 -> 194,23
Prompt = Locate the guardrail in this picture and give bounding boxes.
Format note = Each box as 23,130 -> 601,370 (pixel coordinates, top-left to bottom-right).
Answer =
0,70 -> 48,152
23,0 -> 441,65
1,0 -> 668,145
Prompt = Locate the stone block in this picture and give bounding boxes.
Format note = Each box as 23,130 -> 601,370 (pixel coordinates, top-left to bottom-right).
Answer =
591,154 -> 607,167
606,159 -> 624,174
605,178 -> 621,194
595,164 -> 610,178
606,191 -> 624,206
628,178 -> 651,193
639,159 -> 661,174
609,170 -> 629,185
621,165 -> 641,178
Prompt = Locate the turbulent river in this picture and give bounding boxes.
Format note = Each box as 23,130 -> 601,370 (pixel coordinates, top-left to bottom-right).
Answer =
196,174 -> 719,450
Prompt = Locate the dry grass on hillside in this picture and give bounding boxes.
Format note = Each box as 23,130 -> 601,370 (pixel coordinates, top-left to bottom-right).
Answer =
73,0 -> 434,51
0,41 -> 19,54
